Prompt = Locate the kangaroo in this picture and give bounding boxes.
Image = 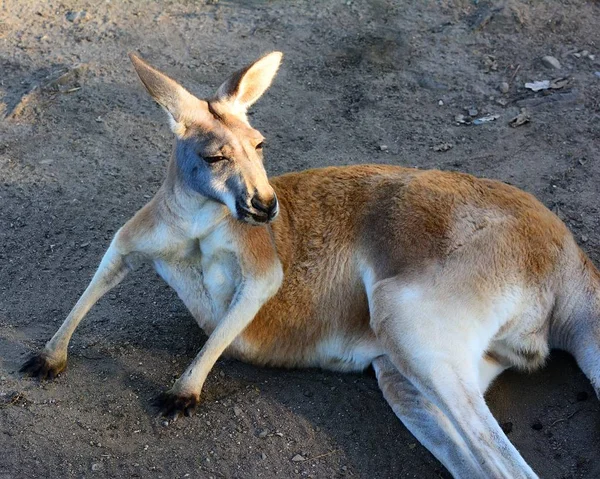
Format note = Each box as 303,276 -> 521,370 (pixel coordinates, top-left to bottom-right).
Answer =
21,52 -> 600,478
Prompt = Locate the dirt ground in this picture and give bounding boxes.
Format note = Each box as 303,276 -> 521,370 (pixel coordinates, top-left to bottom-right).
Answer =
1,0 -> 600,477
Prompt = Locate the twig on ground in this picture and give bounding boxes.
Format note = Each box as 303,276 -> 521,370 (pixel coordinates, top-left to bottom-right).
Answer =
0,392 -> 24,408
550,409 -> 582,427
509,64 -> 521,85
309,449 -> 340,461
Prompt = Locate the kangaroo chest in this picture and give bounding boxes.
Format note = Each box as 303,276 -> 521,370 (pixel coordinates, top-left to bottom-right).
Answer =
152,228 -> 242,333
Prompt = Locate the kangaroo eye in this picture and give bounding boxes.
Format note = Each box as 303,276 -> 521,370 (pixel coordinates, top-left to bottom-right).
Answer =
256,142 -> 265,150
204,155 -> 226,164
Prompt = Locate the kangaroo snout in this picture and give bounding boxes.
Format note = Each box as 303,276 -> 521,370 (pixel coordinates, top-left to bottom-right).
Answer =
251,194 -> 278,218
237,193 -> 278,225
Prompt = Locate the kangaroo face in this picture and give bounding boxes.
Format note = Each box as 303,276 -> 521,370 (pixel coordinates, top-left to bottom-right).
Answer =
130,51 -> 282,225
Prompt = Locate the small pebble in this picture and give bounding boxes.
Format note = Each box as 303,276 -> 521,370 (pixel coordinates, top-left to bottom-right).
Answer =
433,142 -> 453,152
233,405 -> 243,417
379,144 -> 388,152
438,100 -> 444,106
501,422 -> 513,434
531,420 -> 543,431
162,420 -> 169,427
258,429 -> 269,438
541,55 -> 561,69
455,114 -> 469,124
292,454 -> 305,462
91,463 -> 102,472
467,107 -> 478,116
65,10 -> 89,23
499,82 -> 509,94
261,452 -> 266,460
576,391 -> 589,401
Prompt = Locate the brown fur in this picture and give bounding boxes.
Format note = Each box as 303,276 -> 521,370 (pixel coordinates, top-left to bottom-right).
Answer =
232,165 -> 576,369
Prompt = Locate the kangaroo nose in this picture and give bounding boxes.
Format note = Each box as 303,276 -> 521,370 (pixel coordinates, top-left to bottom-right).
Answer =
251,194 -> 278,219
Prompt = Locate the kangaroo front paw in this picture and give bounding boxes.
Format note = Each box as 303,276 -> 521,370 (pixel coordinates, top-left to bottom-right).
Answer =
20,353 -> 66,380
153,390 -> 199,419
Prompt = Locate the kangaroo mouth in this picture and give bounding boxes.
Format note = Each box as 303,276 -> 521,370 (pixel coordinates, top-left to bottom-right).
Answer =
236,204 -> 277,225
235,203 -> 277,225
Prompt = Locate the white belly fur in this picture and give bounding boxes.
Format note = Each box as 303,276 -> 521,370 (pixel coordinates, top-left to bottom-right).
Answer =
314,335 -> 384,372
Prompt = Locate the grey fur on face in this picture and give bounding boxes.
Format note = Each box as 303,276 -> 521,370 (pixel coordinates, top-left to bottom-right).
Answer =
175,137 -> 246,215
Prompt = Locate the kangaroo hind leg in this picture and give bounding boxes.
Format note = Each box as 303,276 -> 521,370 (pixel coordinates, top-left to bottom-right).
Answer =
368,279 -> 538,479
373,355 -> 484,478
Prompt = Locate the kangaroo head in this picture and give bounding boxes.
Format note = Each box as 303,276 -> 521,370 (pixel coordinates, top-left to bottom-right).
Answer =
129,51 -> 282,225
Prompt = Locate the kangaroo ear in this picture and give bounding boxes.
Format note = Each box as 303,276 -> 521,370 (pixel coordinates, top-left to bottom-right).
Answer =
215,51 -> 283,113
129,53 -> 204,136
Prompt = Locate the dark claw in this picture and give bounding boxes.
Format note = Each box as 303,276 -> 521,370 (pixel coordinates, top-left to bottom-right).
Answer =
153,390 -> 200,420
20,354 -> 66,380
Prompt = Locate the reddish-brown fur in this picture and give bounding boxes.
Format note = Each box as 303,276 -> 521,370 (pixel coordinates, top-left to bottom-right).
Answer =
219,164 -> 579,370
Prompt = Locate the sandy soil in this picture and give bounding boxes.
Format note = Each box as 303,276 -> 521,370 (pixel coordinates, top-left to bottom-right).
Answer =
1,0 -> 600,477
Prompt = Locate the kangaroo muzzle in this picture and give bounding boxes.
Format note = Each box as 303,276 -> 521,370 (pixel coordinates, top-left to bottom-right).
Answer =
236,193 -> 278,224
